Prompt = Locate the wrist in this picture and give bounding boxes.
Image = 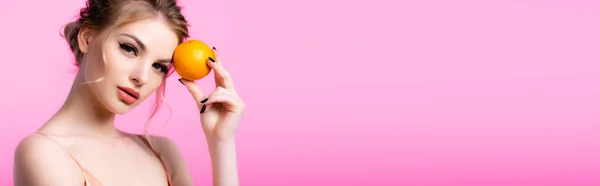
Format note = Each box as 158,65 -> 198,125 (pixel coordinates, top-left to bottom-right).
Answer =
206,136 -> 238,168
205,130 -> 235,142
206,136 -> 235,149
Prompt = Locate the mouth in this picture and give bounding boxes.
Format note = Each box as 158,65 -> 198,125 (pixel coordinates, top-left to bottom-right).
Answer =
117,86 -> 140,105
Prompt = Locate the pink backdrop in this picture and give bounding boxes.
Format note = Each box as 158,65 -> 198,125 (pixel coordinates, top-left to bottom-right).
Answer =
1,0 -> 600,185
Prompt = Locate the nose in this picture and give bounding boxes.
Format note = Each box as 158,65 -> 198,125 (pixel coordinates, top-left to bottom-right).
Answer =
129,62 -> 150,86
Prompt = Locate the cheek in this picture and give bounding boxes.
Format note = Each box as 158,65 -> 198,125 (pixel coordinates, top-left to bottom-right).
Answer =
103,48 -> 133,78
82,42 -> 122,78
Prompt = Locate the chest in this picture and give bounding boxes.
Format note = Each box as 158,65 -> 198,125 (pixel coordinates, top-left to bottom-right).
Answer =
67,138 -> 171,186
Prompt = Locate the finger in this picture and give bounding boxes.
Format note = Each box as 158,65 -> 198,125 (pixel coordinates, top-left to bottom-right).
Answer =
178,78 -> 207,105
204,87 -> 233,105
207,54 -> 233,89
207,49 -> 235,91
212,47 -> 221,61
202,87 -> 243,113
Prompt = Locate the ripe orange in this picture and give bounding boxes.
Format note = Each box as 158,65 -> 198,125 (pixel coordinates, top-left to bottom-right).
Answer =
172,40 -> 215,81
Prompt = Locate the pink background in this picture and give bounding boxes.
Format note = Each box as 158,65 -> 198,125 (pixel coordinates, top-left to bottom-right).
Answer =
1,0 -> 600,185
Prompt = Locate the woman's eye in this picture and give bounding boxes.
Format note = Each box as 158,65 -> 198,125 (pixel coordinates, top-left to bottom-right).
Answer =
153,63 -> 168,74
119,43 -> 138,56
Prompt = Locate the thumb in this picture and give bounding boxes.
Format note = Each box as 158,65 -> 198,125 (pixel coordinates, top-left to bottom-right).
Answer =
178,78 -> 207,105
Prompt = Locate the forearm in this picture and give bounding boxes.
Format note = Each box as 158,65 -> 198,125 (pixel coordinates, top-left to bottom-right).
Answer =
207,138 -> 239,186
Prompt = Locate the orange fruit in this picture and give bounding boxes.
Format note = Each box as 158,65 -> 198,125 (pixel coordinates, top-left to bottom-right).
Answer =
172,40 -> 215,81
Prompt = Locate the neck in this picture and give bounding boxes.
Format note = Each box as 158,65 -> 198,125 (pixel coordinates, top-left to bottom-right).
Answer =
42,73 -> 120,138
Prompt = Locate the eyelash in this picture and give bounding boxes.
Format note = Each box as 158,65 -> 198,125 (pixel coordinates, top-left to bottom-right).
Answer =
119,43 -> 169,74
119,43 -> 138,56
153,63 -> 169,74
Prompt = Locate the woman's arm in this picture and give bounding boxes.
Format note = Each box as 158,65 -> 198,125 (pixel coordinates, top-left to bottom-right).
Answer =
156,136 -> 239,186
207,138 -> 239,186
177,48 -> 243,186
13,135 -> 83,186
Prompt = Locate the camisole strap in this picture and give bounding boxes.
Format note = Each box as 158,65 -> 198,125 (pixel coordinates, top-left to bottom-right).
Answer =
136,135 -> 173,186
34,131 -> 91,186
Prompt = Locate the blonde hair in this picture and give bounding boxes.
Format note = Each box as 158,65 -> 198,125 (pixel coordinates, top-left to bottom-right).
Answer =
62,0 -> 190,144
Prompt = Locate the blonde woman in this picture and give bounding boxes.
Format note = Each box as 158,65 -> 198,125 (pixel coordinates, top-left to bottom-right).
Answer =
13,0 -> 244,185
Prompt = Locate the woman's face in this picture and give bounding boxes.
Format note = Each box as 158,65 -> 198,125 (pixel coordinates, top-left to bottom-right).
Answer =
79,18 -> 179,114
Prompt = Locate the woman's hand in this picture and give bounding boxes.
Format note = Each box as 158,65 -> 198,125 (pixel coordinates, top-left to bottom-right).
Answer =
180,48 -> 245,142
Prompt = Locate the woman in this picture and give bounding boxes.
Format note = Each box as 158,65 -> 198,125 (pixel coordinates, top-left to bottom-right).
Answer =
13,0 -> 244,186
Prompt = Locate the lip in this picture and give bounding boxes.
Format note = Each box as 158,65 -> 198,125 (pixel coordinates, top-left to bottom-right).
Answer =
117,86 -> 140,99
117,86 -> 140,105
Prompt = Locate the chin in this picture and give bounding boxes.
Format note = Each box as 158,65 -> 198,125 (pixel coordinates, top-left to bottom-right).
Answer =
106,101 -> 136,115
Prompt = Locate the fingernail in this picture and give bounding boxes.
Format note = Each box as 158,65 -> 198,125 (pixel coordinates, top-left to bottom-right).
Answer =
178,79 -> 184,85
212,47 -> 217,51
200,105 -> 206,113
209,57 -> 215,63
200,98 -> 208,103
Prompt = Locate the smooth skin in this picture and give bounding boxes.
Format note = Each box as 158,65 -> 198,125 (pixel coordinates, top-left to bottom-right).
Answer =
13,17 -> 243,186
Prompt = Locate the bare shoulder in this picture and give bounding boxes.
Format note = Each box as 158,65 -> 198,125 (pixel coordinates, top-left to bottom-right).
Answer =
146,135 -> 179,152
145,135 -> 194,184
13,134 -> 83,186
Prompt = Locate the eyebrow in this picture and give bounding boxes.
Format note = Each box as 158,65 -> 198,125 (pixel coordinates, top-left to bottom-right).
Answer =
157,59 -> 173,64
121,34 -> 146,51
120,34 -> 173,64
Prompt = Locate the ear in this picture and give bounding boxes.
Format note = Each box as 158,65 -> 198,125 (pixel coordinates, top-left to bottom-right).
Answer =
77,27 -> 93,54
